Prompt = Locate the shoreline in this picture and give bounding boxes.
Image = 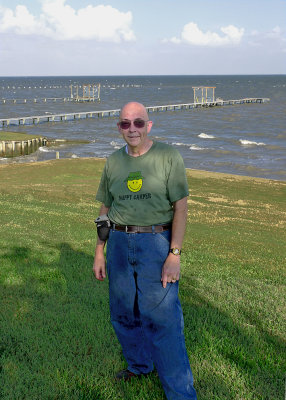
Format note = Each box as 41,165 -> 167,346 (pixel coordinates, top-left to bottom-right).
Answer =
0,156 -> 285,184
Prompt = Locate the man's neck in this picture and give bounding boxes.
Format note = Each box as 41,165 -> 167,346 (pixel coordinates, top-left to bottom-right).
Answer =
127,139 -> 153,157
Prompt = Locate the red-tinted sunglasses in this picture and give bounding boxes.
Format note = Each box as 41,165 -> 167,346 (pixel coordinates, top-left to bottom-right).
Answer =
118,119 -> 149,130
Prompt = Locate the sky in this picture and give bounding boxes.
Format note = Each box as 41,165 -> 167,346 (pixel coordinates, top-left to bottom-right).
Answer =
0,0 -> 285,76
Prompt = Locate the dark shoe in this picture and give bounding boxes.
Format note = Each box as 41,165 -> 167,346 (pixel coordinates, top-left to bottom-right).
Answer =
115,369 -> 140,381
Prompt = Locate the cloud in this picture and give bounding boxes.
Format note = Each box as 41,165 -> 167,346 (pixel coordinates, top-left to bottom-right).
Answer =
248,25 -> 286,49
165,22 -> 244,46
0,0 -> 135,42
265,25 -> 285,40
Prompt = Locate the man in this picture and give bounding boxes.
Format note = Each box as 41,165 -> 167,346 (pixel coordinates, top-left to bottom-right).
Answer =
93,102 -> 197,400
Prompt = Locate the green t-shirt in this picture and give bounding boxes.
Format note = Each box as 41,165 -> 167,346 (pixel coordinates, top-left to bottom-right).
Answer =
96,141 -> 189,226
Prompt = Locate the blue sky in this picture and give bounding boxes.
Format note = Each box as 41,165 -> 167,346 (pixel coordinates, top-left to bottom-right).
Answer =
0,0 -> 285,76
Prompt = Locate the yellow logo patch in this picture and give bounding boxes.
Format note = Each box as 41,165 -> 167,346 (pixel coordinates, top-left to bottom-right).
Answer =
125,171 -> 144,193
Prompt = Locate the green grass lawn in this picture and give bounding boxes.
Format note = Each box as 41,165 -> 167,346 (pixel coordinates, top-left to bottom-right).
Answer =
0,159 -> 285,400
0,131 -> 44,141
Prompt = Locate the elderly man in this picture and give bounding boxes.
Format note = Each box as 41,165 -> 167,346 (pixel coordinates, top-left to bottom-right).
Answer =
93,102 -> 197,400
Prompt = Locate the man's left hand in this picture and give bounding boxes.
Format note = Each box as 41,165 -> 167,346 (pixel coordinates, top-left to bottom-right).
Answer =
161,253 -> 180,288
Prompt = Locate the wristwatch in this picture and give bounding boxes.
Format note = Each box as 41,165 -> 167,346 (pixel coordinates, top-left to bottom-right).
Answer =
169,248 -> 181,255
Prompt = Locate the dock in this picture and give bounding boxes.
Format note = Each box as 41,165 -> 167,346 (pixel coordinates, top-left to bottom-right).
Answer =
0,97 -> 98,104
0,98 -> 269,127
0,137 -> 47,157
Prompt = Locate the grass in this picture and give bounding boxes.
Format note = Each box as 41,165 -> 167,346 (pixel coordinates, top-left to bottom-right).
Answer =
0,158 -> 285,400
0,131 -> 44,141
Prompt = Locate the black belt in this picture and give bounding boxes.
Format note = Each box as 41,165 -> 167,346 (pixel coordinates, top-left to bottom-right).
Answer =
112,223 -> 171,233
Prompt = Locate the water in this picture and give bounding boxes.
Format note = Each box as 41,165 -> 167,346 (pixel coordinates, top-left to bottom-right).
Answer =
1,75 -> 286,181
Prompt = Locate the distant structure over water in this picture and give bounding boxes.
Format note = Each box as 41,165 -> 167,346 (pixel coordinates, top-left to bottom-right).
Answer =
0,93 -> 269,127
193,86 -> 216,104
70,83 -> 101,102
0,83 -> 101,104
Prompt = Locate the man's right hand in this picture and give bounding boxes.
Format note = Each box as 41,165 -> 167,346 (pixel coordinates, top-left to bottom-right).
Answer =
93,205 -> 110,281
93,250 -> 106,281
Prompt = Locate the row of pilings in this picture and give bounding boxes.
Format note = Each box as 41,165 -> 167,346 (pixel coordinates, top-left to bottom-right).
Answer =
0,137 -> 47,157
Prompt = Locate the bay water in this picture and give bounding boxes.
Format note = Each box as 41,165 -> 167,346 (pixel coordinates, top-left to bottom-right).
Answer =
1,75 -> 285,181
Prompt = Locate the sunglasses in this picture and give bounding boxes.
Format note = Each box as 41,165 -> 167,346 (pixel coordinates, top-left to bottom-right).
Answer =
118,119 -> 149,130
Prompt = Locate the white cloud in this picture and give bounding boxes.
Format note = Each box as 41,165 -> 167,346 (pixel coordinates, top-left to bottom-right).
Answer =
0,5 -> 47,35
248,25 -> 285,48
165,22 -> 244,47
266,25 -> 285,40
0,0 -> 135,42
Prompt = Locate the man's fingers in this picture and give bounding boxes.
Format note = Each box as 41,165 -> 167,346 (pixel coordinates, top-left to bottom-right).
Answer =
161,274 -> 174,288
161,273 -> 180,287
94,266 -> 106,281
161,274 -> 168,288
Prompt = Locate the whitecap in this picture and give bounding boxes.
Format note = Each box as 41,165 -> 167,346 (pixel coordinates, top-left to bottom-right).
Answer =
198,133 -> 215,139
190,145 -> 204,151
39,146 -> 54,152
172,142 -> 194,147
239,139 -> 266,146
172,142 -> 185,146
110,141 -> 122,149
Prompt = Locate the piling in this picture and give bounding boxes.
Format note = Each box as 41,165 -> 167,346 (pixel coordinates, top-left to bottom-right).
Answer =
0,137 -> 47,157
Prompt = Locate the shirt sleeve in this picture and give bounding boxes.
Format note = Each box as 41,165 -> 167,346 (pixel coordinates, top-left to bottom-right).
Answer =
95,162 -> 114,207
166,150 -> 189,203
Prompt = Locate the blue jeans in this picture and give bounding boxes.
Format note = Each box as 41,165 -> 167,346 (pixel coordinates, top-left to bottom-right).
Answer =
106,228 -> 197,400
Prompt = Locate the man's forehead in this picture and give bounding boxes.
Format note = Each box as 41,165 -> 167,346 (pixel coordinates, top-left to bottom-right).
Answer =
120,102 -> 148,119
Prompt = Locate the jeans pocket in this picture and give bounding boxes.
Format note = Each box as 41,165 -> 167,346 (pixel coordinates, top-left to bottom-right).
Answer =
156,230 -> 171,246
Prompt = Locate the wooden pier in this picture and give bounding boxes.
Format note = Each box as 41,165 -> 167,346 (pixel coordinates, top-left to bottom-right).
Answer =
0,98 -> 269,128
0,137 -> 47,157
0,97 -> 98,104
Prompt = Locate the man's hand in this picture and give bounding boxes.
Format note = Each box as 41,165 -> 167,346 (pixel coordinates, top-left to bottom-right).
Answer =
93,249 -> 106,281
93,204 -> 109,281
161,253 -> 180,288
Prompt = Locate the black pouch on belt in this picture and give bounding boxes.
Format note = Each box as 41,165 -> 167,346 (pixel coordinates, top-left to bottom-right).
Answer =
94,214 -> 111,241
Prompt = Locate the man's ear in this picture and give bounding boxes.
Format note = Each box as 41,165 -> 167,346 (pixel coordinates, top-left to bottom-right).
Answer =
147,120 -> 153,133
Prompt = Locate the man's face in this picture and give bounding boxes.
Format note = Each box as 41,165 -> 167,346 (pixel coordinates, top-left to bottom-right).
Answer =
117,103 -> 152,151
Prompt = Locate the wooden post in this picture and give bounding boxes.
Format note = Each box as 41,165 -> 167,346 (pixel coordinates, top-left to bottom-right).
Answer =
1,141 -> 5,156
15,141 -> 21,156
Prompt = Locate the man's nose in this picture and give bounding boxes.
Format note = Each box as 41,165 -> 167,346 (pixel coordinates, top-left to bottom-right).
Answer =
128,121 -> 137,130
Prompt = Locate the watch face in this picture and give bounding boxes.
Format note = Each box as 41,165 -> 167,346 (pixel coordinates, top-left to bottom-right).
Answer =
171,248 -> 180,255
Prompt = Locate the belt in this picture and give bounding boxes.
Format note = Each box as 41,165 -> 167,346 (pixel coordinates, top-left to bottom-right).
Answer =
112,223 -> 171,233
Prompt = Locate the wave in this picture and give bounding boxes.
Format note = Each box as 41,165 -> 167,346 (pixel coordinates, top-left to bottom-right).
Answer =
198,133 -> 215,139
239,139 -> 266,146
172,142 -> 187,146
110,141 -> 122,149
173,142 -> 206,151
38,147 -> 54,152
190,145 -> 205,151
172,142 -> 195,147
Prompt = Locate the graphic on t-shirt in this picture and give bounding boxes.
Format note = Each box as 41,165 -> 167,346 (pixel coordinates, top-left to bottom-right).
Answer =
125,171 -> 144,193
